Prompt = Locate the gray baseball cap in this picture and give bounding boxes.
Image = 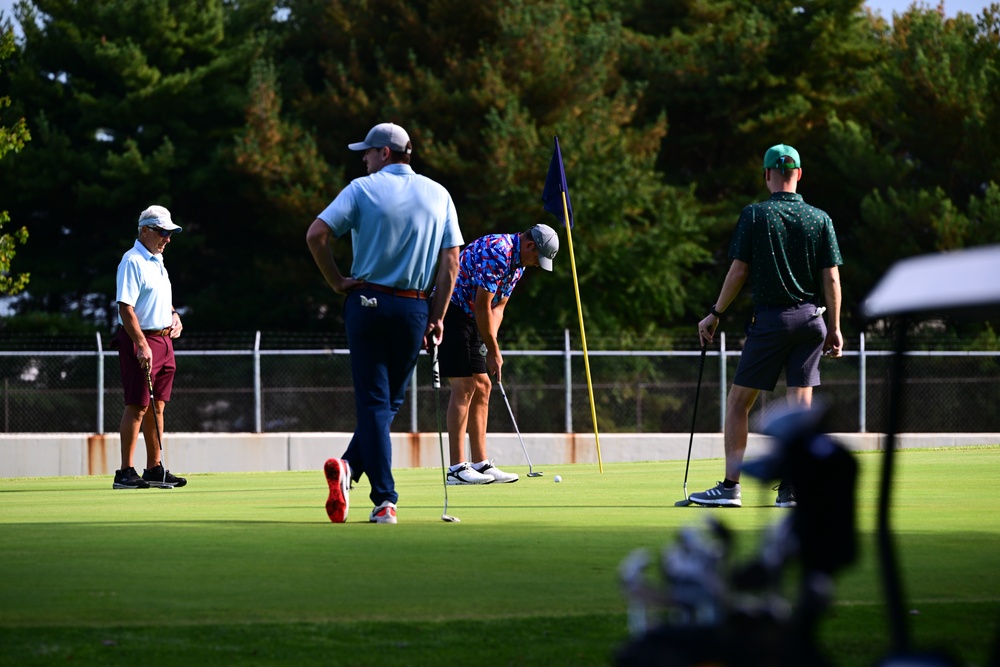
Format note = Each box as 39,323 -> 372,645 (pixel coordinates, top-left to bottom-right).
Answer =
529,223 -> 559,271
137,205 -> 182,232
348,122 -> 412,153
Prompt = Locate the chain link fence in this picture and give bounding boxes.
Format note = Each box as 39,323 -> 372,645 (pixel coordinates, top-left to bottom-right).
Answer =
1,331 -> 999,434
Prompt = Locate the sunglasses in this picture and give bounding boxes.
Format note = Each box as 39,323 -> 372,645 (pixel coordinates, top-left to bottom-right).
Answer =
147,227 -> 173,238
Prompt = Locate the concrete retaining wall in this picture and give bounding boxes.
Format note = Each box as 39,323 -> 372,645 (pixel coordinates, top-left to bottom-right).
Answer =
2,432 -> 998,479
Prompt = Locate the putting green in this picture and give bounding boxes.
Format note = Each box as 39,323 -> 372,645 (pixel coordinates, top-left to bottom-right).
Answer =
1,448 -> 998,666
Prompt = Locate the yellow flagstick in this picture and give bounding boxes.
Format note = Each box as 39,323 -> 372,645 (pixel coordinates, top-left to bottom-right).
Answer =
560,190 -> 603,473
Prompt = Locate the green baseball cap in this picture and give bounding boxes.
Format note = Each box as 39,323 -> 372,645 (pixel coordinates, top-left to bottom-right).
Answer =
762,144 -> 801,172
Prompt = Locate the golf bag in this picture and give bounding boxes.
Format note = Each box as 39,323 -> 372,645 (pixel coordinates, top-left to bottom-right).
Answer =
615,404 -> 858,667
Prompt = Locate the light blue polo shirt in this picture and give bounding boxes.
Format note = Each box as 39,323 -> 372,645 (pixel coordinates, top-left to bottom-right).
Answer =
116,240 -> 174,330
318,163 -> 463,291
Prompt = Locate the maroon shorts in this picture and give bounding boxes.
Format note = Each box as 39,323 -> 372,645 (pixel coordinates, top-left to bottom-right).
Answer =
116,327 -> 176,406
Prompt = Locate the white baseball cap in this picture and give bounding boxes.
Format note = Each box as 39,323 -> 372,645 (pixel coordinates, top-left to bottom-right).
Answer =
137,205 -> 182,232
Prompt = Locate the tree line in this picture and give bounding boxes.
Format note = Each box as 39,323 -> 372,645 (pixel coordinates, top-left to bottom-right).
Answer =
1,0 -> 998,346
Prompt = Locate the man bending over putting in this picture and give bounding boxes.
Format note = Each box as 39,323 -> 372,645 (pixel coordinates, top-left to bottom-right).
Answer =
439,224 -> 559,485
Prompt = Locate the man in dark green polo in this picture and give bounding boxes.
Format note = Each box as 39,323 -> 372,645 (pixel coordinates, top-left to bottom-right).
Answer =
691,144 -> 843,508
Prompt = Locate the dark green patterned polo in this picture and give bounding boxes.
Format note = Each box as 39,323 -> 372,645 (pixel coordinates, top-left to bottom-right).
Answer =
728,192 -> 842,307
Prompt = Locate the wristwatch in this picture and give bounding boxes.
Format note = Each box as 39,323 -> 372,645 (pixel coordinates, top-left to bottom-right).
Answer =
709,305 -> 724,318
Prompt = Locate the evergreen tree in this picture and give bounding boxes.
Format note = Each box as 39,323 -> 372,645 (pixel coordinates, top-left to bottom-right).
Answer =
0,22 -> 30,299
616,0 -> 882,326
0,0 -> 275,330
275,0 -> 708,338
823,5 -> 1000,329
229,58 -> 342,327
2,0 -> 998,340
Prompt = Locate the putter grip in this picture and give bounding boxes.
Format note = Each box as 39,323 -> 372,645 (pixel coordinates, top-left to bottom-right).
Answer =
431,346 -> 441,389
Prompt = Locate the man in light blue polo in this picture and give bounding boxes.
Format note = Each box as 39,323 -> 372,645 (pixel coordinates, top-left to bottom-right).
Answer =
306,122 -> 463,524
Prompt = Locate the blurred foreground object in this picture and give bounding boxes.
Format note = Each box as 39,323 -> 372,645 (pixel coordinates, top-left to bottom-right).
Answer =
616,403 -> 856,666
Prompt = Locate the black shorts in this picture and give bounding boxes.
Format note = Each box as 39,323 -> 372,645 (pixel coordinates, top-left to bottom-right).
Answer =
732,302 -> 827,391
438,305 -> 487,377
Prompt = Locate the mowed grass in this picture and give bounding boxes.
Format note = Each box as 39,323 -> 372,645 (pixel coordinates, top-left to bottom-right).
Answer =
1,447 -> 999,666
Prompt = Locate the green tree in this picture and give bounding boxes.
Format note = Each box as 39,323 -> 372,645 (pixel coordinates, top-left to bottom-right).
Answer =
275,0 -> 708,337
614,0 -> 883,327
823,6 -> 1000,330
0,0 -> 275,330
3,0 -> 999,342
618,0 -> 880,195
0,23 -> 30,298
228,58 -> 342,327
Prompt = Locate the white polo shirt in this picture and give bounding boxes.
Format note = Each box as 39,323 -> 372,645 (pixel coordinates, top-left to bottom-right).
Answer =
116,240 -> 173,330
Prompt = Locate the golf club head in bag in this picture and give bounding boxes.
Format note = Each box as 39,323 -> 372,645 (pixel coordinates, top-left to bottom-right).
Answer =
743,401 -> 857,575
431,344 -> 459,522
616,499 -> 842,665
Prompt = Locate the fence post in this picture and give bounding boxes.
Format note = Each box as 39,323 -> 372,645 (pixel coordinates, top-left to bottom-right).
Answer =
564,328 -> 572,433
636,381 -> 643,433
859,331 -> 867,433
411,364 -> 418,433
96,332 -> 104,434
719,331 -> 727,432
253,331 -> 262,433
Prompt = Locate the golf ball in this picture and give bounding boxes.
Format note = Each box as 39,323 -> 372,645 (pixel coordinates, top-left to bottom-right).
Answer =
554,475 -> 562,483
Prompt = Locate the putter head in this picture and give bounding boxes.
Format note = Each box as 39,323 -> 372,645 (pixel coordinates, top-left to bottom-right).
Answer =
441,514 -> 461,523
674,498 -> 693,507
527,472 -> 544,477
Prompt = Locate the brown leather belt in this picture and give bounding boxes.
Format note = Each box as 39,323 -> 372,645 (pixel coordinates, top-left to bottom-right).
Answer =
143,327 -> 172,336
357,282 -> 428,300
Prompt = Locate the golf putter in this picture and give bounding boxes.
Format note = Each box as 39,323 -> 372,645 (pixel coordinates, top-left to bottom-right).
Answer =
675,344 -> 707,506
431,345 -> 460,522
145,368 -> 170,489
497,380 -> 542,477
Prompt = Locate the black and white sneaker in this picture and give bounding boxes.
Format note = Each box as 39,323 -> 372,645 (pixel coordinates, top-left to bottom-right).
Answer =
446,462 -> 493,485
774,482 -> 797,508
475,460 -> 519,483
142,465 -> 187,488
689,480 -> 741,507
113,467 -> 150,489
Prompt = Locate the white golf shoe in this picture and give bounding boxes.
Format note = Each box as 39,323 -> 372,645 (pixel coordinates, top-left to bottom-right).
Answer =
369,500 -> 397,524
446,462 -> 493,485
474,460 -> 519,483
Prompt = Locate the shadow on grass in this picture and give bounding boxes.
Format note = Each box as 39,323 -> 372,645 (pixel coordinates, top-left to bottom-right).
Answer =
0,615 -> 628,667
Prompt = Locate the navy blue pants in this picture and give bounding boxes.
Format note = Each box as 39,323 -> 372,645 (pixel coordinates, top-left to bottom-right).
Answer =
342,288 -> 428,507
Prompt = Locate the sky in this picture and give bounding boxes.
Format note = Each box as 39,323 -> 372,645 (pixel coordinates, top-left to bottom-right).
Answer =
864,0 -> 993,14
0,0 -> 996,25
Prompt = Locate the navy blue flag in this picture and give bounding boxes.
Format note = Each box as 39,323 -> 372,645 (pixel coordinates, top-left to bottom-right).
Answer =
542,136 -> 575,229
